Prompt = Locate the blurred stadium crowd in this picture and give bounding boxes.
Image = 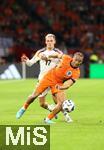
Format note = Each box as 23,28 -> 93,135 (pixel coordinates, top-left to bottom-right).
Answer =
0,0 -> 104,75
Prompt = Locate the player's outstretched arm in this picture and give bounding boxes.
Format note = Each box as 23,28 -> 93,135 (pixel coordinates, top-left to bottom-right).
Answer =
26,56 -> 40,66
48,53 -> 63,59
38,53 -> 63,61
21,51 -> 41,67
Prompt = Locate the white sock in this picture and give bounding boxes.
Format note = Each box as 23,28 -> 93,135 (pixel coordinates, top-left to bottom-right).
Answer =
45,117 -> 50,121
63,110 -> 68,116
47,104 -> 55,112
22,107 -> 26,110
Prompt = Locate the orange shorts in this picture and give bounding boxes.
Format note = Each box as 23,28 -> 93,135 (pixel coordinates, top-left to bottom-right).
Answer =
35,70 -> 62,95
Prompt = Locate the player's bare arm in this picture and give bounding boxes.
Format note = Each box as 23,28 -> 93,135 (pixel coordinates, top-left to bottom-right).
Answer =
39,53 -> 63,62
38,53 -> 48,61
57,79 -> 75,90
48,53 -> 63,59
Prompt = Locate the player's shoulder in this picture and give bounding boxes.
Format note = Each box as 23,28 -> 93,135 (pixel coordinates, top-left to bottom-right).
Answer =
76,67 -> 80,73
73,67 -> 80,79
37,47 -> 46,53
62,54 -> 72,60
73,67 -> 80,78
53,48 -> 63,54
35,47 -> 46,56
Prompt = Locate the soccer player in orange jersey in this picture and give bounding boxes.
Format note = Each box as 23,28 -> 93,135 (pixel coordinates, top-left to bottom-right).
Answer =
21,34 -> 72,122
16,52 -> 84,124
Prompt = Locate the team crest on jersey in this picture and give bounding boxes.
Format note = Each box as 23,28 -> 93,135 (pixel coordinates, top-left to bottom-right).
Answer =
66,71 -> 72,76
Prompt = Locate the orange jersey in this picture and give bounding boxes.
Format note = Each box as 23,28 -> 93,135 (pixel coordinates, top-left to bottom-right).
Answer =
48,54 -> 80,83
36,54 -> 80,95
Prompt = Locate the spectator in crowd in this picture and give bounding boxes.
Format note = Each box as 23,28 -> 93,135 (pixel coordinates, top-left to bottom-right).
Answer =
0,0 -> 104,78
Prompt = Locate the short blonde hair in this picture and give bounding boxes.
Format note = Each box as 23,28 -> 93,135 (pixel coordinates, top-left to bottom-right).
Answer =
45,33 -> 56,40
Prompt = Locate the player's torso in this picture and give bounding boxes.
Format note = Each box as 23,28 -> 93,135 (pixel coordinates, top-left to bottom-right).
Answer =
53,55 -> 79,82
38,48 -> 62,80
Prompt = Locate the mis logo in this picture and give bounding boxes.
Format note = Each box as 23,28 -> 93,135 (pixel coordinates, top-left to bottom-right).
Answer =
0,125 -> 50,150
66,71 -> 72,76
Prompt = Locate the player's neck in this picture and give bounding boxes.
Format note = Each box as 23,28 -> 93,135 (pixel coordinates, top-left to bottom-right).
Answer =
70,61 -> 78,69
46,47 -> 54,51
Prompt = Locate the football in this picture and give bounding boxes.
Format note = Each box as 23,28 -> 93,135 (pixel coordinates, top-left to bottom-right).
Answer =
62,100 -> 75,112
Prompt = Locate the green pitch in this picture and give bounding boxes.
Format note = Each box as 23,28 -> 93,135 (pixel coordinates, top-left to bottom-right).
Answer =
0,79 -> 104,150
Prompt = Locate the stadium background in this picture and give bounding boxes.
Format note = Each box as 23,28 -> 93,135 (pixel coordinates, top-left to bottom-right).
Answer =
0,0 -> 104,78
0,1 -> 104,150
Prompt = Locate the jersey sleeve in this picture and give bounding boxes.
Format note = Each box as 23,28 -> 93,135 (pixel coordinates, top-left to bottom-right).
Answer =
54,48 -> 63,54
26,55 -> 40,66
71,69 -> 80,82
26,49 -> 43,66
35,48 -> 45,57
57,49 -> 63,54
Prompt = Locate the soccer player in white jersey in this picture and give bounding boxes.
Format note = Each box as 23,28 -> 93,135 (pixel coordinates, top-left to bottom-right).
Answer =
21,33 -> 72,123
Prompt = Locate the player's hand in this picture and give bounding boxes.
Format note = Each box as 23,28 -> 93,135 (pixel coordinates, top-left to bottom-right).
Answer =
40,54 -> 48,61
21,54 -> 29,62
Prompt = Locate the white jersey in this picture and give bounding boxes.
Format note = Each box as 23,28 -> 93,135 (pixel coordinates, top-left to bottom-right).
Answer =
25,47 -> 62,97
37,48 -> 63,80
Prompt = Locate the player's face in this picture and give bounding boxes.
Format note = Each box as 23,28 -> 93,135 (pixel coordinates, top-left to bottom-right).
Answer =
72,55 -> 83,67
45,36 -> 56,49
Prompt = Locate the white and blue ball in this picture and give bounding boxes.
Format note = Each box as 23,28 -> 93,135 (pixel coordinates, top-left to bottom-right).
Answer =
62,100 -> 75,113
